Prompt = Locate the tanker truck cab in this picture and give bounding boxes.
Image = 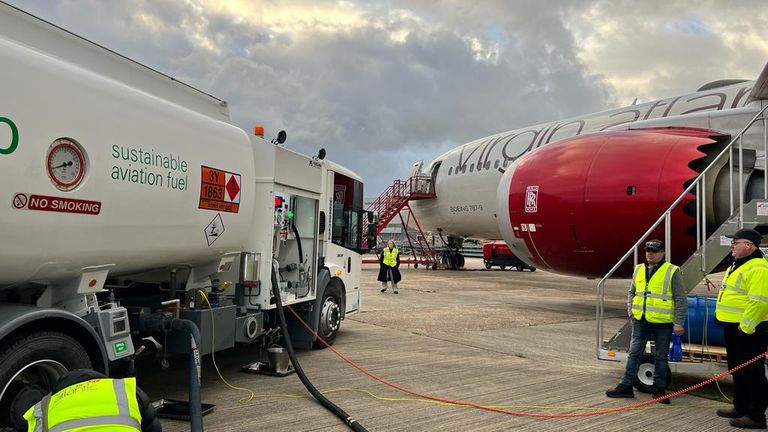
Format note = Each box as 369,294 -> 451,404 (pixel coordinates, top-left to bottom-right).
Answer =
244,143 -> 367,349
0,2 -> 369,428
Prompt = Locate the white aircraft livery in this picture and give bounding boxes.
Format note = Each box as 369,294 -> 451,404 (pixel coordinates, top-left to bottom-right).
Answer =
408,64 -> 767,276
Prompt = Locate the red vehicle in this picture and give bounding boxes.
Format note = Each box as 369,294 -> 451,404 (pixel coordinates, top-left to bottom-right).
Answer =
482,241 -> 536,271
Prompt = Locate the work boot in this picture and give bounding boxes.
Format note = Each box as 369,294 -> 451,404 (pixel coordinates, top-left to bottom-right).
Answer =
717,408 -> 742,418
651,386 -> 670,405
605,384 -> 634,398
380,287 -> 387,293
393,290 -> 399,294
729,417 -> 767,429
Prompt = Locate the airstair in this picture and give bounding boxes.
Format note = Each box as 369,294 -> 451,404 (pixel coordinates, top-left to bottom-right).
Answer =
362,176 -> 439,269
597,103 -> 768,364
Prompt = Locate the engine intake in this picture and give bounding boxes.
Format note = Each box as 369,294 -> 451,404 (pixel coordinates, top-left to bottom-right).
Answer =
496,127 -> 732,277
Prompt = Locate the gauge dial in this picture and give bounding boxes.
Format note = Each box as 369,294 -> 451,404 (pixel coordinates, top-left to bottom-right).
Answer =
47,139 -> 85,190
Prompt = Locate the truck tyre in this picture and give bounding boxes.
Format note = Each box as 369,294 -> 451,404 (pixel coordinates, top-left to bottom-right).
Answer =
633,353 -> 671,393
0,331 -> 92,430
484,262 -> 491,269
313,285 -> 342,348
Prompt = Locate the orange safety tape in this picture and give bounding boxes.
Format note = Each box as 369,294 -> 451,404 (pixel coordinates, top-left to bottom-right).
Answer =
287,306 -> 767,418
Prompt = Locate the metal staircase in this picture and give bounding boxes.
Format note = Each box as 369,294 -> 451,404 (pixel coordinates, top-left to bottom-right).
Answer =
362,176 -> 439,268
597,104 -> 768,358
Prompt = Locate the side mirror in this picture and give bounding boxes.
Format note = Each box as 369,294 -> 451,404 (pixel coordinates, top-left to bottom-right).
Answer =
366,222 -> 376,250
272,130 -> 287,145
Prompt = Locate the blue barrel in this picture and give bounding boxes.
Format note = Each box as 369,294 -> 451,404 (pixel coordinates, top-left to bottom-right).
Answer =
684,296 -> 724,346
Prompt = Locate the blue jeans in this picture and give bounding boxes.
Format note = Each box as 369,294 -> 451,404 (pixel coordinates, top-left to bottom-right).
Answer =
620,319 -> 673,388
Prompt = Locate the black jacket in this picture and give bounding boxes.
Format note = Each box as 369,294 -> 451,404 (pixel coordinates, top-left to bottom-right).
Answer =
377,248 -> 402,283
51,369 -> 162,432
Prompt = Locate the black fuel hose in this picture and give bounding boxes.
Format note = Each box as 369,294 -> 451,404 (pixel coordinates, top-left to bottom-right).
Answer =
291,222 -> 304,264
170,319 -> 203,432
271,269 -> 367,432
137,314 -> 203,431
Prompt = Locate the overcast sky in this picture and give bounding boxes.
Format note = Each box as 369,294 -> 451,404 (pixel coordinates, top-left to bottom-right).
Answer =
8,0 -> 768,196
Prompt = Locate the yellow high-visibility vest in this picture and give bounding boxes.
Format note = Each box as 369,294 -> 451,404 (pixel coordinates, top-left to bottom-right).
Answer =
715,257 -> 768,334
24,377 -> 142,432
631,262 -> 679,323
382,247 -> 398,267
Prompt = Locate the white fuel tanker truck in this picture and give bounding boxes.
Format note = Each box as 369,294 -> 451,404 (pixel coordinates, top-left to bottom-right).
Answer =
0,2 -> 371,428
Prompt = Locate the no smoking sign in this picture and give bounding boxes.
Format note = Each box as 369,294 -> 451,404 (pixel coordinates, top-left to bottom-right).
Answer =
12,193 -> 28,209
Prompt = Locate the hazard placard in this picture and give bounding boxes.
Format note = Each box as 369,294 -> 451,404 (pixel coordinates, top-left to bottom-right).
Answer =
204,213 -> 225,246
199,166 -> 241,213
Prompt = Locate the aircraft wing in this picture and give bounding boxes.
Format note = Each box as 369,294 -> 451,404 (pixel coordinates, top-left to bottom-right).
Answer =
747,60 -> 768,102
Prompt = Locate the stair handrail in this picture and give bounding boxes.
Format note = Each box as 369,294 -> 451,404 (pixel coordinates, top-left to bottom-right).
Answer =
596,103 -> 768,356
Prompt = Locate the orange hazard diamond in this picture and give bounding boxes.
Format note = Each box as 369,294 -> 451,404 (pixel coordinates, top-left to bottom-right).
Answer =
226,175 -> 240,201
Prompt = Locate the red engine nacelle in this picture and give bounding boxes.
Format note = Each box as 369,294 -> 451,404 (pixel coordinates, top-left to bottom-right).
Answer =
496,127 -> 728,278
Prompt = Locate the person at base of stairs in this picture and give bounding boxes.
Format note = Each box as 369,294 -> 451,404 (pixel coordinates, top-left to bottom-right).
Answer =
606,239 -> 687,405
714,229 -> 768,430
378,240 -> 401,294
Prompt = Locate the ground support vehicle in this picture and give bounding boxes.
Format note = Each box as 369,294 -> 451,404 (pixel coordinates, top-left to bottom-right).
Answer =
0,3 -> 369,428
482,241 -> 536,271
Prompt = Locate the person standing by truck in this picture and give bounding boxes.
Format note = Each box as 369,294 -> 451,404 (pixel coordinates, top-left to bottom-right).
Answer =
378,240 -> 401,294
714,229 -> 768,429
605,239 -> 686,404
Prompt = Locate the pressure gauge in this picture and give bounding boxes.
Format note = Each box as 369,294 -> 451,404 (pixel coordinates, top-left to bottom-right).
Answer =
46,138 -> 86,191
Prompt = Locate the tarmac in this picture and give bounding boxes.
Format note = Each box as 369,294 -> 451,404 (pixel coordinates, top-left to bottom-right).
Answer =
139,258 -> 748,431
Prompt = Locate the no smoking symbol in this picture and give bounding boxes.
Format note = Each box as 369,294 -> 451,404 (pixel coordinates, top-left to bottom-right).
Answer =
13,193 -> 28,209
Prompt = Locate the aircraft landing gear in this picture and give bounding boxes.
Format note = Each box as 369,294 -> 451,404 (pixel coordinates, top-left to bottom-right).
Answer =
437,233 -> 466,270
440,250 -> 465,270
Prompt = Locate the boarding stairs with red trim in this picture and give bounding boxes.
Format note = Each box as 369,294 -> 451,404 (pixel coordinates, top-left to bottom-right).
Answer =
362,176 -> 438,269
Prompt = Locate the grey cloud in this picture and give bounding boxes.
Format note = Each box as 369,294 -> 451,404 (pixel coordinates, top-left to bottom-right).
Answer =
14,1 -> 763,195
567,0 -> 768,103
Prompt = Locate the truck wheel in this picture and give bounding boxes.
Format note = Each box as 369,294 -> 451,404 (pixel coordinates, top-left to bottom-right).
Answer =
313,286 -> 342,348
516,265 -> 523,271
633,354 -> 671,393
484,262 -> 491,269
0,331 -> 92,430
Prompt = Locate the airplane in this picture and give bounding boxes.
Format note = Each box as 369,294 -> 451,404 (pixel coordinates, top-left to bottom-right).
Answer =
409,62 -> 768,277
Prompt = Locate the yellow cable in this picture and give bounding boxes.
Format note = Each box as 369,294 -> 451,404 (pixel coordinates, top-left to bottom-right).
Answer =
198,290 -> 257,404
701,293 -> 731,403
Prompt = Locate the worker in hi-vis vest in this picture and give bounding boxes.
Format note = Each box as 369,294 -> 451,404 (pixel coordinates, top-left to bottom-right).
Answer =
714,228 -> 768,430
20,369 -> 161,432
606,239 -> 686,405
378,240 -> 401,294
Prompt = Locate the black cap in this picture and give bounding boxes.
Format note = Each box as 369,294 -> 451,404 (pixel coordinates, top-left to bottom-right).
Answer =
645,239 -> 664,252
726,229 -> 762,247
